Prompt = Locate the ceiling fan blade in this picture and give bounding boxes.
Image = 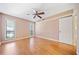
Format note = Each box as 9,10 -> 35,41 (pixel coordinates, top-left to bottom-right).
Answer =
38,12 -> 45,15
32,8 -> 37,14
37,15 -> 42,19
33,15 -> 36,19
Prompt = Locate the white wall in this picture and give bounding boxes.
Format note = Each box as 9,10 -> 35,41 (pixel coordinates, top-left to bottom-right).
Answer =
0,13 -> 2,45
36,10 -> 73,41
0,13 -> 32,42
36,17 -> 59,41
77,15 -> 79,54
35,4 -> 75,41
75,5 -> 79,55
73,4 -> 79,54
0,14 -> 2,40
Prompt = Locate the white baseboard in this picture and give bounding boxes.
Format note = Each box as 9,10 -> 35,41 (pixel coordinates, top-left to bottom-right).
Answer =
36,35 -> 74,46
36,35 -> 59,42
1,36 -> 29,44
15,37 -> 29,40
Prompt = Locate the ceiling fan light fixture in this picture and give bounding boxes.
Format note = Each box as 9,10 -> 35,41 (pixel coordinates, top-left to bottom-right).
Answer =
26,9 -> 45,20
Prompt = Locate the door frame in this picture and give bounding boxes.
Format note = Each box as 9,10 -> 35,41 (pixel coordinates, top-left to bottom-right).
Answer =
58,9 -> 77,46
58,15 -> 73,45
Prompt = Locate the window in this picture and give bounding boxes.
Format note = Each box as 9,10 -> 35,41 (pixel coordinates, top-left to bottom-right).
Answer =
29,22 -> 35,37
6,20 -> 15,39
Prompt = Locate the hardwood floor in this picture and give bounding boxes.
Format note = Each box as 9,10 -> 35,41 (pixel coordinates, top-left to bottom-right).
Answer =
0,37 -> 76,55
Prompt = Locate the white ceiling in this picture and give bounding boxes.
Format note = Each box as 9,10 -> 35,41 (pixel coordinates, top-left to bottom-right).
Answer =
0,3 -> 77,22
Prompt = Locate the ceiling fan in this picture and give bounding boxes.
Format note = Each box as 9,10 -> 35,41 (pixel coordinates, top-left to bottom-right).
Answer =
27,9 -> 45,20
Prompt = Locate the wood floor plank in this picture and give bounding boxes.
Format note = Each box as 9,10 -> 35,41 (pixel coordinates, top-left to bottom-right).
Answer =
0,37 -> 76,55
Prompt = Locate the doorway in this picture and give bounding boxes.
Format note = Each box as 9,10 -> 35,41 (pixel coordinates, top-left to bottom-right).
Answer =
59,15 -> 73,45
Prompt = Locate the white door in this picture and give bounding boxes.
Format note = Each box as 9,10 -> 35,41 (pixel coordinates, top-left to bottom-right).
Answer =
59,16 -> 72,45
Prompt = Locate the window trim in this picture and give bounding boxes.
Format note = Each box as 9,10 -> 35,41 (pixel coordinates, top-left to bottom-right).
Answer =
5,20 -> 16,40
